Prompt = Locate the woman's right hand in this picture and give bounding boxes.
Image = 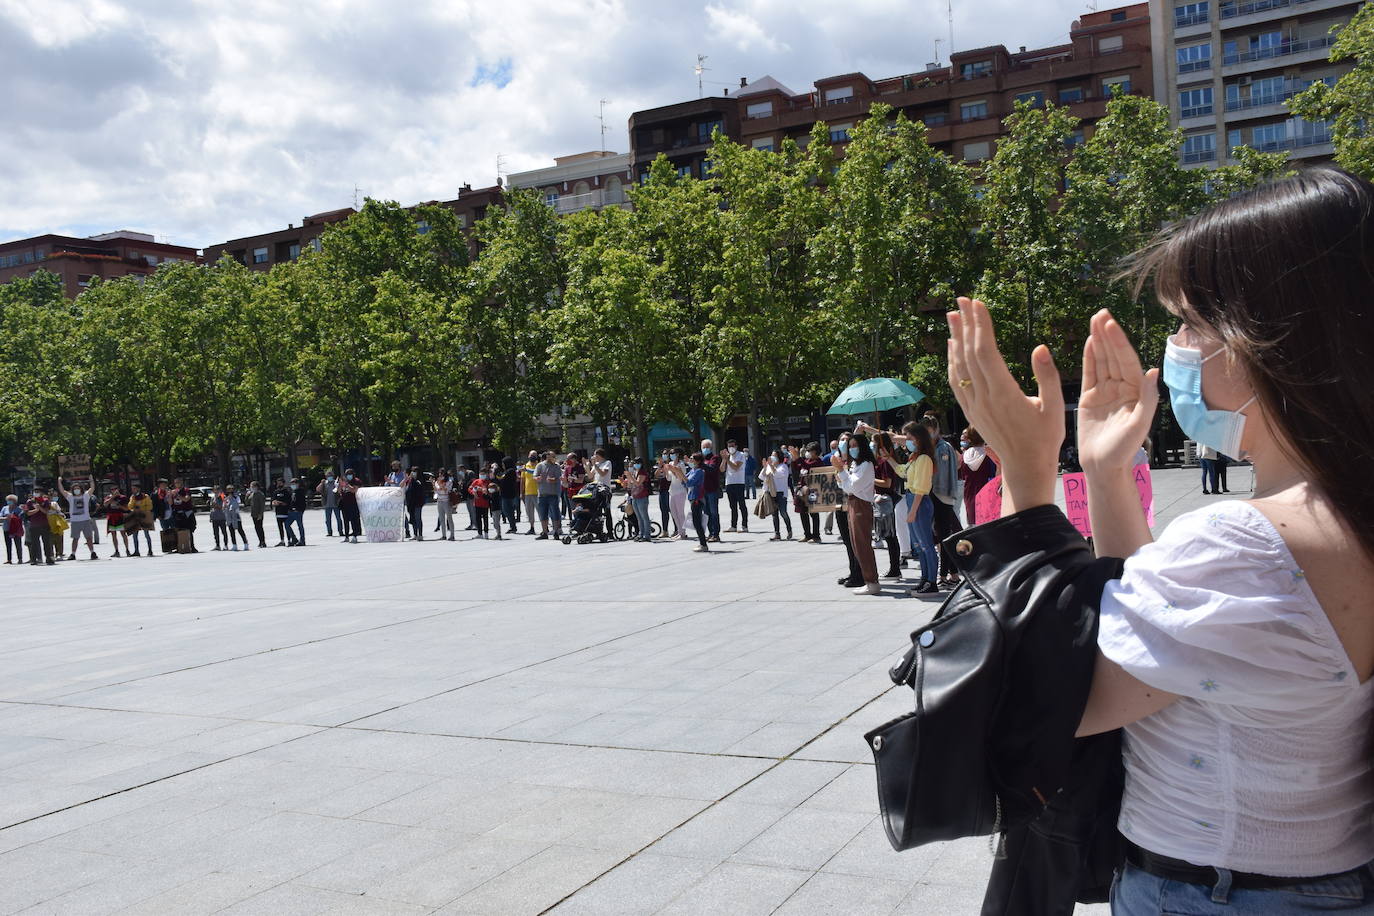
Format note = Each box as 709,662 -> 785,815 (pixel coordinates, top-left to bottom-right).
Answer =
1078,310 -> 1159,474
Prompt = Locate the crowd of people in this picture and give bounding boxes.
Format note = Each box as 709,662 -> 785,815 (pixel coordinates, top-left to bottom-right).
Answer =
1,414 -> 1001,598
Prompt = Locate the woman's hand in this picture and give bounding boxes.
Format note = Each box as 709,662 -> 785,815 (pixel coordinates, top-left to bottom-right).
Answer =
829,452 -> 846,471
946,297 -> 1063,513
1078,310 -> 1159,474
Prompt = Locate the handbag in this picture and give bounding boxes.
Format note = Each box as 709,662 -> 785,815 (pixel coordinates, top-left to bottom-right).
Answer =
753,491 -> 776,518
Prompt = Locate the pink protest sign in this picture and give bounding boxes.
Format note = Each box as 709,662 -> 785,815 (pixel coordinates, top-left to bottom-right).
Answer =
973,476 -> 1003,525
1061,464 -> 1155,538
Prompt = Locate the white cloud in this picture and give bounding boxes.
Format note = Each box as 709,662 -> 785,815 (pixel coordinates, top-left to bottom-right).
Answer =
0,0 -> 1092,248
705,4 -> 789,54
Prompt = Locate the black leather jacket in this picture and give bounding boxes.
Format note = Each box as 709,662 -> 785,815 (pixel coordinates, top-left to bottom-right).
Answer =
867,505 -> 1126,914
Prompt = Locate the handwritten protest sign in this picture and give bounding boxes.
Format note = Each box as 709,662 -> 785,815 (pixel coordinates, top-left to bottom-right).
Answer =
358,486 -> 405,542
973,476 -> 1003,525
1062,464 -> 1155,539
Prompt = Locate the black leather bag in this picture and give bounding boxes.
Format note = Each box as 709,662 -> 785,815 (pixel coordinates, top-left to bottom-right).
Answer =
865,505 -> 1116,853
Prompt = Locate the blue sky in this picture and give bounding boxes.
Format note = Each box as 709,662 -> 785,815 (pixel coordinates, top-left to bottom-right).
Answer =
0,0 -> 1096,248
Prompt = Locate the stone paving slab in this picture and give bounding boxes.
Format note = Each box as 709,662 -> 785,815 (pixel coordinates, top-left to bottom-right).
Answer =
0,468 -> 1241,913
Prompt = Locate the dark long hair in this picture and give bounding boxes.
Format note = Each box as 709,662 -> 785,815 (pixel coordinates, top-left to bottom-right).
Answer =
1129,166 -> 1374,561
848,432 -> 876,466
903,421 -> 936,462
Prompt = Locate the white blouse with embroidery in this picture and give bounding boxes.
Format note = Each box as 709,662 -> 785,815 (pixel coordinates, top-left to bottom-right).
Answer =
1099,500 -> 1374,877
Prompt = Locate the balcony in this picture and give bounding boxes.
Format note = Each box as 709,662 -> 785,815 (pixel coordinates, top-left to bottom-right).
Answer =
1176,11 -> 1210,27
1252,129 -> 1334,152
1231,33 -> 1335,66
544,190 -> 625,214
1181,104 -> 1215,119
1183,148 -> 1218,163
1220,0 -> 1356,28
1178,58 -> 1213,73
1223,84 -> 1302,120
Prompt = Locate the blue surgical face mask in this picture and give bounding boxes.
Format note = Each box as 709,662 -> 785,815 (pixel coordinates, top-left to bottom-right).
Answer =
1162,335 -> 1256,458
959,440 -> 970,449
848,446 -> 860,460
633,462 -> 642,470
703,447 -> 713,455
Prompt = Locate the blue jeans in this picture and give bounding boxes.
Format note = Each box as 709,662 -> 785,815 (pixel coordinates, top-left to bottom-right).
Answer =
537,494 -> 562,531
1112,860 -> 1374,913
906,492 -> 937,583
704,492 -> 720,537
632,497 -> 652,540
287,510 -> 305,544
323,506 -> 341,535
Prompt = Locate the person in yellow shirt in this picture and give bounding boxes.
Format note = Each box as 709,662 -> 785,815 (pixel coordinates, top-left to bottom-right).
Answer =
520,451 -> 540,535
885,421 -> 939,595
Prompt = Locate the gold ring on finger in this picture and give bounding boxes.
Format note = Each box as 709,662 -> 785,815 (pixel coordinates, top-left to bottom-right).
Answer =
958,378 -> 973,389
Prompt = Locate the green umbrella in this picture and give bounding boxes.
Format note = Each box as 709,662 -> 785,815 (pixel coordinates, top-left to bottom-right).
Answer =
826,377 -> 926,415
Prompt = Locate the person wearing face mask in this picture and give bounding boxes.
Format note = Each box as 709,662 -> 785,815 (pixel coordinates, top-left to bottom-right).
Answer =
957,427 -> 998,525
685,452 -> 709,552
790,441 -> 825,543
270,477 -> 295,547
823,437 -> 844,536
245,480 -> 267,547
223,485 -> 249,551
831,433 -> 880,595
662,448 -> 690,540
317,470 -> 340,537
723,440 -> 749,534
498,458 -> 520,535
653,452 -> 673,537
125,483 -> 154,557
401,467 -> 426,541
626,457 -> 653,542
336,470 -> 362,543
287,477 -> 308,546
759,450 -> 793,541
521,452 -> 540,536
2,494 -> 25,564
468,468 -> 494,538
57,475 -> 99,561
828,432 -> 865,585
23,487 -> 56,565
432,469 -> 455,540
169,477 -> 197,553
699,439 -> 722,542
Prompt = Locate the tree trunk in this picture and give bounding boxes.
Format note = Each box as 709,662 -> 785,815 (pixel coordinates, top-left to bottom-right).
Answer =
216,438 -> 232,487
747,401 -> 762,457
633,404 -> 649,462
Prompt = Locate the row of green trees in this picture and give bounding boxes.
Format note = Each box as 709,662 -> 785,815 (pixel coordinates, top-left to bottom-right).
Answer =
0,94 -> 1294,479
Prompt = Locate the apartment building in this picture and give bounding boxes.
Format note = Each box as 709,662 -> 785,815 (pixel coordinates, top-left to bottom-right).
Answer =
627,4 -> 1152,174
0,230 -> 200,298
203,183 -> 504,271
1150,0 -> 1357,166
505,150 -> 633,215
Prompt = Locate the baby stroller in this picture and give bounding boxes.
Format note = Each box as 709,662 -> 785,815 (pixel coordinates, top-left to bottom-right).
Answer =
563,483 -> 612,544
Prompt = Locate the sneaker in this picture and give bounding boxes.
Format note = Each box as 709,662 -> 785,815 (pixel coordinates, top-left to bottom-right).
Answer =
854,582 -> 882,595
838,577 -> 863,588
213,546 -> 221,551
231,545 -> 238,552
89,552 -> 98,561
693,545 -> 710,552
769,535 -> 781,541
725,527 -> 738,533
132,549 -> 140,557
67,553 -> 76,561
911,581 -> 939,596
708,536 -> 721,543
45,559 -> 55,566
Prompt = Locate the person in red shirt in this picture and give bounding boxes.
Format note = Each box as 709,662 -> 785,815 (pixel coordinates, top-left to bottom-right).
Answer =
467,470 -> 497,539
103,489 -> 130,558
24,488 -> 55,565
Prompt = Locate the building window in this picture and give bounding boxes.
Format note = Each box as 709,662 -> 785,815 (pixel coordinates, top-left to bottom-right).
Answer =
751,137 -> 775,152
1059,87 -> 1085,104
1098,35 -> 1124,54
455,214 -> 468,227
544,190 -> 559,207
746,100 -> 773,119
1182,132 -> 1216,163
1228,128 -> 1244,151
1111,9 -> 1127,20
252,247 -> 268,264
1179,86 -> 1213,119
1251,122 -> 1286,151
288,243 -> 301,260
1103,75 -> 1132,97
676,163 -> 693,178
1066,130 -> 1086,149
77,275 -> 93,288
829,123 -> 853,143
696,119 -> 723,143
960,60 -> 992,79
1014,91 -> 1045,108
960,100 -> 989,121
1176,43 -> 1211,72
1175,2 -> 1209,27
823,86 -> 854,104
922,112 -> 948,126
963,141 -> 991,161
310,238 -> 323,252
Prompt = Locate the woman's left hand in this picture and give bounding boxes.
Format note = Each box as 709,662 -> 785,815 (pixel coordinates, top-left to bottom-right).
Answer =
946,297 -> 1063,513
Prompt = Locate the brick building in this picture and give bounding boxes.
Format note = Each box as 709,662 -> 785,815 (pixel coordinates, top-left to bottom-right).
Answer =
203,183 -> 504,271
629,4 -> 1153,175
0,230 -> 200,298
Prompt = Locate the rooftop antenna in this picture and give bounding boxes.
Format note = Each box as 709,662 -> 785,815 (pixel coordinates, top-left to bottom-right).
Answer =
695,54 -> 710,99
934,38 -> 943,67
353,183 -> 361,209
598,99 -> 610,153
947,0 -> 955,67
496,153 -> 507,186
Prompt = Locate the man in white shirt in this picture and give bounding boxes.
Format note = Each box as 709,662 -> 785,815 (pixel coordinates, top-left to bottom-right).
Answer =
57,475 -> 98,561
723,439 -> 749,533
588,448 -> 613,488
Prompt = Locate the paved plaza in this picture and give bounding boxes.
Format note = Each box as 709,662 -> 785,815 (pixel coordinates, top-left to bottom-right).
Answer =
0,467 -> 1247,914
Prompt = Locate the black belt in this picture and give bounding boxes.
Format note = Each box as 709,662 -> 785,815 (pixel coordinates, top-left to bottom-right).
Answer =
1126,841 -> 1357,891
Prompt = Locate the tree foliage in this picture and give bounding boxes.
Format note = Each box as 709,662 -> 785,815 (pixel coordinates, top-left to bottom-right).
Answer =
1291,3 -> 1374,180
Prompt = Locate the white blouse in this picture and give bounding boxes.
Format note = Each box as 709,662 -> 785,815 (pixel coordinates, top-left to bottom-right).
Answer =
758,463 -> 789,493
1099,500 -> 1374,876
836,460 -> 875,503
